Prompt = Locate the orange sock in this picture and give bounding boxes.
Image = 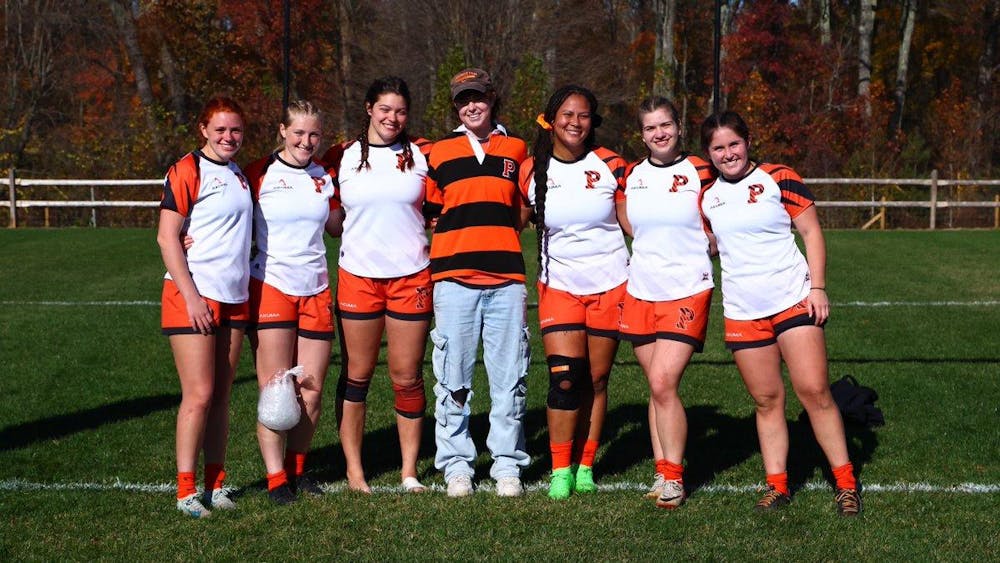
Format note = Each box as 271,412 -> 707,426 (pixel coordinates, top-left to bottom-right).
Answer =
654,459 -> 669,477
177,471 -> 197,500
284,450 -> 307,478
832,462 -> 857,490
660,460 -> 684,483
266,470 -> 288,492
766,472 -> 789,495
550,440 -> 573,471
204,463 -> 225,491
579,439 -> 599,467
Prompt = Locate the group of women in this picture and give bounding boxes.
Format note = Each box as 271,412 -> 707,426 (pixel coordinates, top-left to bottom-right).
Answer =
157,67 -> 861,519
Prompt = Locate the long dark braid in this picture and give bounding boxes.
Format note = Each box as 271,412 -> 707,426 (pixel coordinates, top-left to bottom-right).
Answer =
533,85 -> 602,284
357,76 -> 415,172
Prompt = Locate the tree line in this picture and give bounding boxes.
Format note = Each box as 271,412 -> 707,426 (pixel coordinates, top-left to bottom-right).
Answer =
3,0 -> 998,184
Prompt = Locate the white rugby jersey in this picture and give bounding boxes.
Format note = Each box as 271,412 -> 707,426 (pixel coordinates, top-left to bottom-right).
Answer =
161,150 -> 252,303
700,163 -> 815,320
624,154 -> 715,301
520,147 -> 629,295
246,153 -> 335,296
331,139 -> 430,278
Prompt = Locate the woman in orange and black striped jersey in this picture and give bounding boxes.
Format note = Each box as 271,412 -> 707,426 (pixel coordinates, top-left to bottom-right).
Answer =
321,77 -> 433,494
519,86 -> 629,500
424,68 -> 530,498
699,110 -> 860,515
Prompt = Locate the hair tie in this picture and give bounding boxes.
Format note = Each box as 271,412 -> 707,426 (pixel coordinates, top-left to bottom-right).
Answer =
536,113 -> 553,131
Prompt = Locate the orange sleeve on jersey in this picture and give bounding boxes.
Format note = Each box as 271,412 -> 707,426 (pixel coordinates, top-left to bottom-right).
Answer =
320,143 -> 346,169
689,155 -> 717,188
763,163 -> 814,218
698,181 -> 715,235
162,154 -> 199,217
424,172 -> 442,206
510,136 -> 528,164
594,147 -> 628,200
517,157 -> 535,204
243,156 -> 271,201
411,136 -> 434,157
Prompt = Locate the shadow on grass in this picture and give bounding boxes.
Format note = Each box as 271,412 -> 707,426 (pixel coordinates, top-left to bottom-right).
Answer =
299,398 -> 878,494
303,406 -> 552,486
0,374 -> 257,452
789,412 -> 879,493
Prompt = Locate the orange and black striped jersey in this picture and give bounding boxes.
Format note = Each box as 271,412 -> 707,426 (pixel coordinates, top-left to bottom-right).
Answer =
426,130 -> 528,285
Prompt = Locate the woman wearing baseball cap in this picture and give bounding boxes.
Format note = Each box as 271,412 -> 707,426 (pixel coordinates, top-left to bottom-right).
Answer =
424,68 -> 531,498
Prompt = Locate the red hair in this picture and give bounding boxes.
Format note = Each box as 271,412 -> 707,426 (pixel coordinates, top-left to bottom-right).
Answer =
197,96 -> 245,128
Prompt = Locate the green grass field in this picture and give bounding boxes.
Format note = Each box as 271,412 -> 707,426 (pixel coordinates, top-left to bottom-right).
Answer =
1,229 -> 998,561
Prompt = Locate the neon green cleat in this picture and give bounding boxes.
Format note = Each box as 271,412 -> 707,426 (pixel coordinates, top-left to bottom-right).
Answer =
548,467 -> 575,500
573,464 -> 597,493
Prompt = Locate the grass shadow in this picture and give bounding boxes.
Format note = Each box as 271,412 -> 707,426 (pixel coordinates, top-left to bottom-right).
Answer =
684,405 -> 760,492
0,374 -> 256,452
789,411 -> 879,493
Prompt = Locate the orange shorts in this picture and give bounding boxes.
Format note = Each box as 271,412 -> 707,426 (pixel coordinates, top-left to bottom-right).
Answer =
335,267 -> 433,321
619,288 -> 713,352
161,279 -> 249,336
249,277 -> 335,340
537,281 -> 626,338
724,297 -> 824,350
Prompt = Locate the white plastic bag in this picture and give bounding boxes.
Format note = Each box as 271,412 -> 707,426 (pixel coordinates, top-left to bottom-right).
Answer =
257,365 -> 306,431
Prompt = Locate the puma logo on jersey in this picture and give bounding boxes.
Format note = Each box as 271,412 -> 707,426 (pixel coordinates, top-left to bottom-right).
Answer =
584,170 -> 601,189
205,177 -> 226,192
747,183 -> 765,203
670,174 -> 688,192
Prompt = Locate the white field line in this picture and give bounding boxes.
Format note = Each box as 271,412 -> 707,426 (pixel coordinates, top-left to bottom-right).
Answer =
837,300 -> 1000,307
2,478 -> 997,495
2,300 -> 999,308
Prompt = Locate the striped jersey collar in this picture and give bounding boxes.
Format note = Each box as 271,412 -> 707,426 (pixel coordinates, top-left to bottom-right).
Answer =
454,123 -> 508,164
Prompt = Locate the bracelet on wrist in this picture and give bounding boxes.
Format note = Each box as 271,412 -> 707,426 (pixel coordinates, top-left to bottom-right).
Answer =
810,287 -> 826,291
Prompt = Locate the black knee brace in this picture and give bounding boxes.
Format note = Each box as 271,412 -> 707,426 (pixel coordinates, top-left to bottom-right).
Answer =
336,375 -> 371,403
547,355 -> 588,410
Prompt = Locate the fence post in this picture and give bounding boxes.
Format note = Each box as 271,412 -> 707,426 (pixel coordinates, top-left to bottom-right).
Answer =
7,168 -> 15,228
880,196 -> 886,229
929,169 -> 938,230
90,186 -> 97,228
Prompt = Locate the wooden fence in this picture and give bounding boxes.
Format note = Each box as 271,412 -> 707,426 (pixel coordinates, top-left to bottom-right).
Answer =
2,169 -> 1000,229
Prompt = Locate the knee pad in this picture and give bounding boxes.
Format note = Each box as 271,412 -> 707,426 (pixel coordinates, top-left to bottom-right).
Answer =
393,377 -> 426,419
336,375 -> 371,403
547,355 -> 587,410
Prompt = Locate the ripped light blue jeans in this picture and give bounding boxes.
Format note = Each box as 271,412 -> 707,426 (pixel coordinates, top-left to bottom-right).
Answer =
431,280 -> 530,481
